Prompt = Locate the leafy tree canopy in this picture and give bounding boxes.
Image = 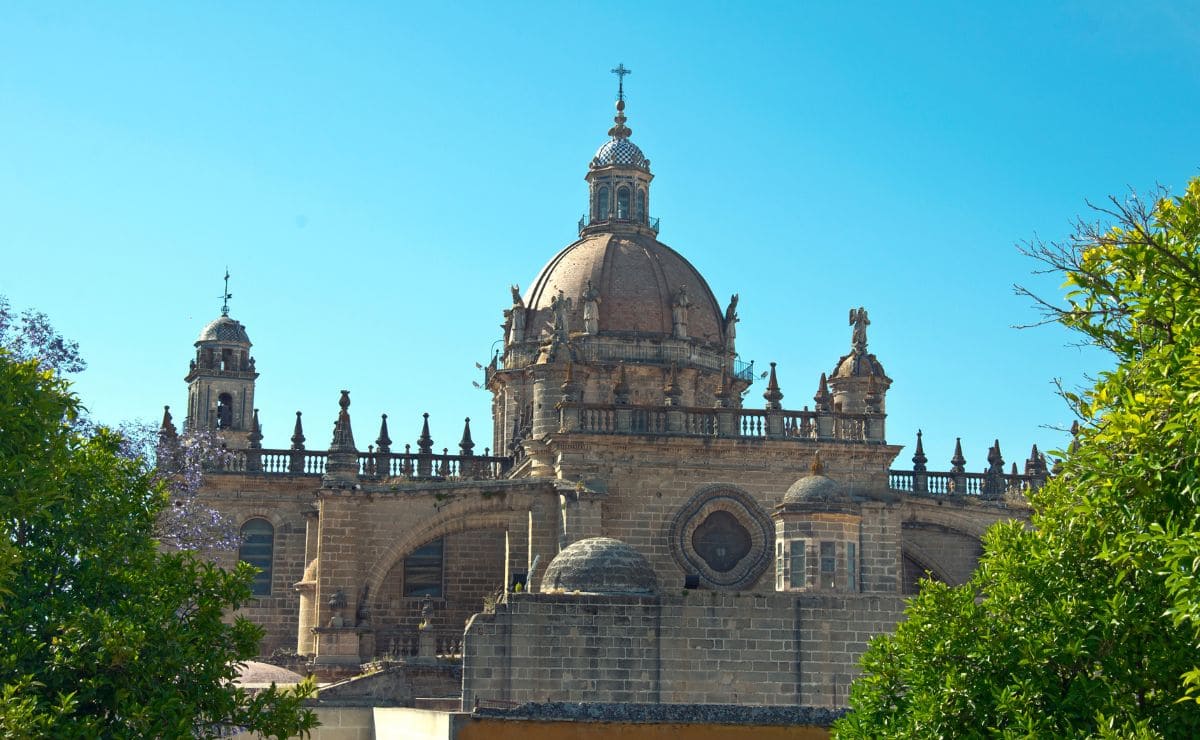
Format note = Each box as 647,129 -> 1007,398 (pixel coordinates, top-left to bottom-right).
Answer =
0,345 -> 316,735
836,177 -> 1200,738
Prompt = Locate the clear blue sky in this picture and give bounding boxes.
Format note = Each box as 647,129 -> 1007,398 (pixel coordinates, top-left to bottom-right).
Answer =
3,2 -> 1198,471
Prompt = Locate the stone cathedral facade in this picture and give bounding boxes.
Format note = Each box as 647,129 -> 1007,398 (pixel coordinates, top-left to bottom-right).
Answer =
168,81 -> 1044,709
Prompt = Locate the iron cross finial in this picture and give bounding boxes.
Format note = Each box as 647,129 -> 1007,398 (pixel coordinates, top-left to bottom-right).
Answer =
220,268 -> 232,316
611,63 -> 632,101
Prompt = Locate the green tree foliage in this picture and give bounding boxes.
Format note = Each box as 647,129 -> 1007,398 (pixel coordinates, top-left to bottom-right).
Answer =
836,178 -> 1200,738
0,353 -> 317,737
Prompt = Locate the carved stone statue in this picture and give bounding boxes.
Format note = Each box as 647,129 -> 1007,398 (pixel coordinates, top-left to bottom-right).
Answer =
581,280 -> 600,334
505,285 -> 526,346
550,290 -> 572,341
850,306 -> 870,352
723,294 -> 739,352
419,593 -> 435,629
356,584 -> 371,627
671,285 -> 691,339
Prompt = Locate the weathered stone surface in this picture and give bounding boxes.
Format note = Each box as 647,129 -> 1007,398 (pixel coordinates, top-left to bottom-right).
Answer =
540,537 -> 657,595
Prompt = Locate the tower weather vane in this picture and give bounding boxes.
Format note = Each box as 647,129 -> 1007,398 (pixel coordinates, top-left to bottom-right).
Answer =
220,269 -> 232,316
611,63 -> 631,101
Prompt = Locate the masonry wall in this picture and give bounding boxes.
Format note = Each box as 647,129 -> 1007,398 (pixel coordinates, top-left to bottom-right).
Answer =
548,434 -> 903,595
462,591 -> 906,709
374,528 -> 508,647
202,474 -> 316,655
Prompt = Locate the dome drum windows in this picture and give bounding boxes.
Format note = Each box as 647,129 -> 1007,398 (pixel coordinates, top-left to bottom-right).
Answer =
239,518 -> 274,596
616,187 -> 631,219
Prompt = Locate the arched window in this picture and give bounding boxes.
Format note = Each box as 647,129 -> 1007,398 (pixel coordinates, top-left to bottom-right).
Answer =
239,519 -> 274,596
404,537 -> 444,597
596,186 -> 609,220
636,188 -> 646,222
617,187 -> 630,219
217,393 -> 234,429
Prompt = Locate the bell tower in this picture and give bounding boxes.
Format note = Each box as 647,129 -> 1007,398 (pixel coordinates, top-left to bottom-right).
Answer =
184,272 -> 258,447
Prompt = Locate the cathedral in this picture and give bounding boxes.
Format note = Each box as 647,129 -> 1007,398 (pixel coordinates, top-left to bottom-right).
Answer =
169,71 -> 1043,712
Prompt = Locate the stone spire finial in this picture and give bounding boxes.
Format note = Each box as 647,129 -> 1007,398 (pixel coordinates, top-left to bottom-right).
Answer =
813,372 -> 831,412
376,414 -> 392,454
157,405 -> 179,469
159,405 -> 177,440
417,413 -> 434,454
291,411 -> 306,450
950,437 -> 966,474
1010,462 -> 1018,476
664,362 -> 682,405
328,391 -> 356,452
810,450 -> 825,476
1069,419 -> 1081,454
613,363 -> 630,405
912,429 -> 927,472
763,361 -> 783,410
323,393 -> 358,483
1025,443 -> 1048,477
714,369 -> 731,408
248,409 -> 263,449
459,418 -> 475,456
561,361 -> 580,402
987,439 -> 1004,475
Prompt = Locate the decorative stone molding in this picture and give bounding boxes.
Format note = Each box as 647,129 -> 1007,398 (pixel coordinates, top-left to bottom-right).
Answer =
668,485 -> 773,590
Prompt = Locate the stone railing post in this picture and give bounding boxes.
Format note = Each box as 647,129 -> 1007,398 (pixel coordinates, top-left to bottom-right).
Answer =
615,407 -> 632,433
559,402 -> 579,433
666,408 -> 684,433
716,408 -> 736,437
815,412 -> 834,440
765,410 -> 784,438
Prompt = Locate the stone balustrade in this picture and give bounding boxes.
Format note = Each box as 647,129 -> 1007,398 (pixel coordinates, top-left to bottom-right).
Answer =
557,400 -> 885,443
211,448 -> 512,480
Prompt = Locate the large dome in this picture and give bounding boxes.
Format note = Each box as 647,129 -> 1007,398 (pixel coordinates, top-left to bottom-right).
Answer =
196,315 -> 251,345
540,537 -> 658,595
521,232 -> 726,345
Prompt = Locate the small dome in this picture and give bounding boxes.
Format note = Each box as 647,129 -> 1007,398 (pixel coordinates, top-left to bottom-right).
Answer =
831,351 -> 887,380
197,315 -> 251,345
540,537 -> 658,595
234,661 -> 305,688
592,137 -> 648,169
783,473 -> 851,506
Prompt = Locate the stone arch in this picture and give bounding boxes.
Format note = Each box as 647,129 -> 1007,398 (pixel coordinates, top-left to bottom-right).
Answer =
901,539 -> 950,585
901,498 -> 1016,539
365,509 -> 523,615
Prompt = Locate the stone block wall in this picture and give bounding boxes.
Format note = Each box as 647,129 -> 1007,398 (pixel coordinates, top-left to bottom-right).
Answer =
462,591 -> 906,709
201,474 -> 315,655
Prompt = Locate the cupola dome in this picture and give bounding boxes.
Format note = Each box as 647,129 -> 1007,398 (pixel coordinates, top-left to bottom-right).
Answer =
197,315 -> 251,345
539,537 -> 658,595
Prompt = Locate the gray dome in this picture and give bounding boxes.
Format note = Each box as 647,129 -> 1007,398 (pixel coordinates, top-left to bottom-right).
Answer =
591,138 -> 648,169
197,315 -> 251,345
540,537 -> 658,595
783,474 -> 850,506
831,351 -> 887,381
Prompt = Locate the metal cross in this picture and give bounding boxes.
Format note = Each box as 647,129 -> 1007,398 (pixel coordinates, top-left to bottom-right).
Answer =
611,63 -> 631,100
220,268 -> 232,316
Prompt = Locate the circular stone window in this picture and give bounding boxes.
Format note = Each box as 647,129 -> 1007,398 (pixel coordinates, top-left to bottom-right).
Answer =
669,485 -> 773,589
